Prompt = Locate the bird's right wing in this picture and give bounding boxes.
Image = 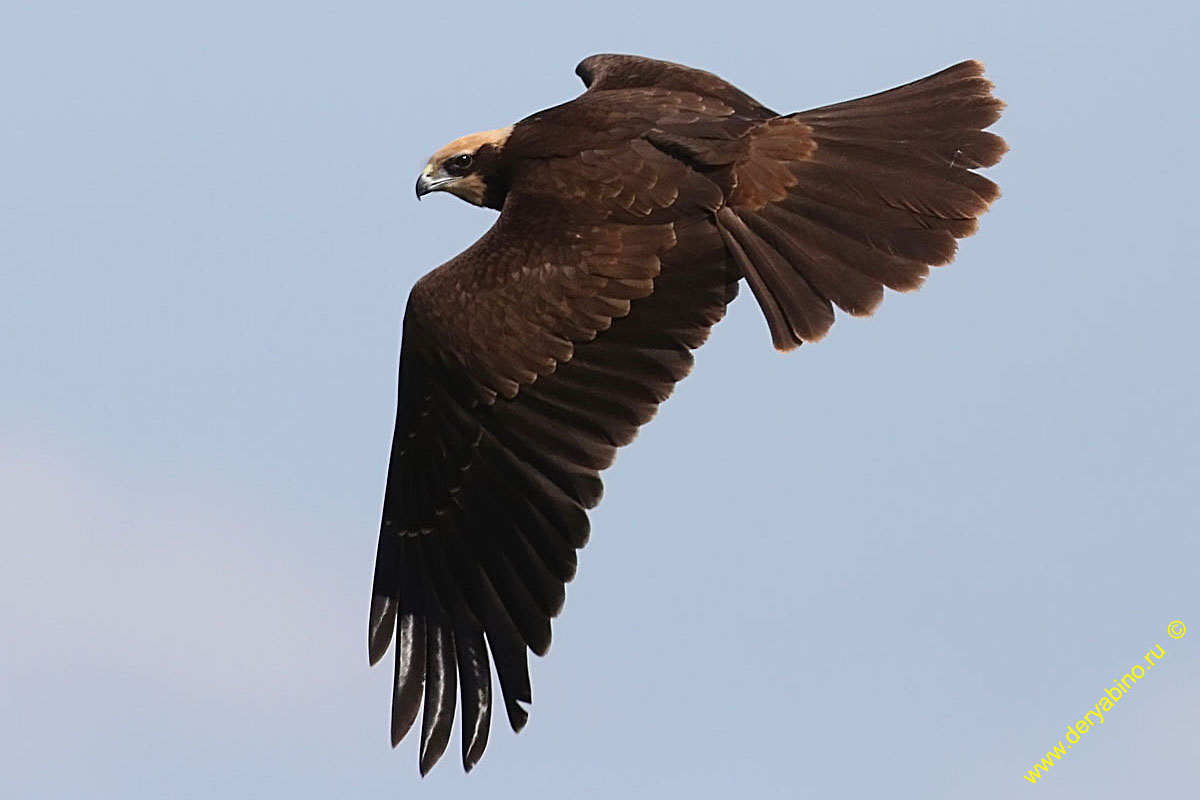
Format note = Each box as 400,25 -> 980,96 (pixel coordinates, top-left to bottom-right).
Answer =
370,186 -> 738,773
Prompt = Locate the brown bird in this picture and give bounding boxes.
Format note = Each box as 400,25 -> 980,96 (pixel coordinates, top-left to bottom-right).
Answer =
370,54 -> 1006,774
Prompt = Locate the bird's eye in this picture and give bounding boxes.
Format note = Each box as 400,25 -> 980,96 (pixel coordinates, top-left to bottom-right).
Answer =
445,153 -> 474,176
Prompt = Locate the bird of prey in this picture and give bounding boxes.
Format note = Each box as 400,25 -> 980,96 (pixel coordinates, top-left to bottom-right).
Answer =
370,54 -> 1006,774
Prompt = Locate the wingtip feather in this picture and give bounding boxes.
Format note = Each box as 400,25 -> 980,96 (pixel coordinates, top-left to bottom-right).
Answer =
368,594 -> 397,666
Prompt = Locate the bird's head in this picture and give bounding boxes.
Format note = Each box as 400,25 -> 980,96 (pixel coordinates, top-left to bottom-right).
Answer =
416,126 -> 513,209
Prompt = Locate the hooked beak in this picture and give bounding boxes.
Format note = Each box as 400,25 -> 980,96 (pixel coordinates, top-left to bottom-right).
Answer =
415,164 -> 454,200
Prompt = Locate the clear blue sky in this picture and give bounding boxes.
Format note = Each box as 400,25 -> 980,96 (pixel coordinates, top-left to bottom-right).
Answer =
2,1 -> 1197,798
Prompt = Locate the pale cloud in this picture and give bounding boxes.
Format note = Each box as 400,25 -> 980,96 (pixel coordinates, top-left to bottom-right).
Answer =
0,426 -> 377,742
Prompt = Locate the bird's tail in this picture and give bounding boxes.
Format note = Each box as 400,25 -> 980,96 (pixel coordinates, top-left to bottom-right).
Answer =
716,60 -> 1007,350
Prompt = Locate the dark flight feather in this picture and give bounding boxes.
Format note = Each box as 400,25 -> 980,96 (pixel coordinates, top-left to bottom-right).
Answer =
371,54 -> 1005,772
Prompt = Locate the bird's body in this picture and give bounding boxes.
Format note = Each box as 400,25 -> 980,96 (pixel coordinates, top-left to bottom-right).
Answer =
372,54 -> 1006,773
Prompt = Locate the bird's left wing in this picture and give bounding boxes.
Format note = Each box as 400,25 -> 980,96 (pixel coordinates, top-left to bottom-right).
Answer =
370,171 -> 738,772
576,52 -> 775,116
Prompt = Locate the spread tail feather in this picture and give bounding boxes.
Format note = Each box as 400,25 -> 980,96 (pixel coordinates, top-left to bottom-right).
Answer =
723,59 -> 1007,350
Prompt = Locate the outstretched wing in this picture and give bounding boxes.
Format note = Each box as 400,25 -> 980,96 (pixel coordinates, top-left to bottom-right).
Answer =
370,173 -> 738,772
